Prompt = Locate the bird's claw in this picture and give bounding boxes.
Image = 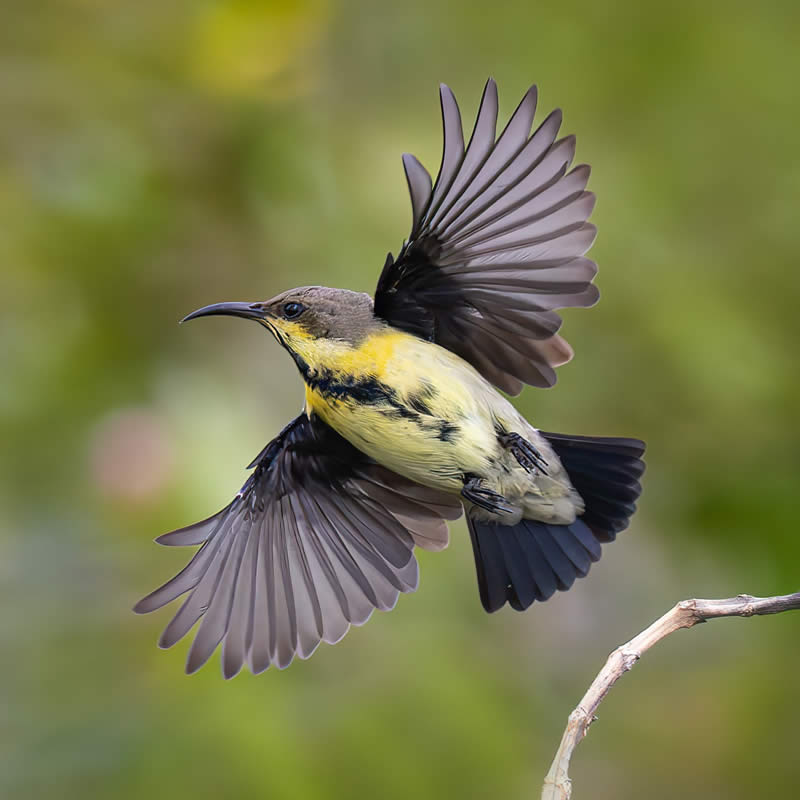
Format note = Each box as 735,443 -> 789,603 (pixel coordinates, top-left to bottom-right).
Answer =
499,432 -> 549,475
462,477 -> 515,515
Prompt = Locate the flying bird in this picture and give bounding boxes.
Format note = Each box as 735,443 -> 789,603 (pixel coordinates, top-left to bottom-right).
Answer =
135,80 -> 645,677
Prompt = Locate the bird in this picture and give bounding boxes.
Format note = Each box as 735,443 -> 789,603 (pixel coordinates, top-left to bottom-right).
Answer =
134,79 -> 645,678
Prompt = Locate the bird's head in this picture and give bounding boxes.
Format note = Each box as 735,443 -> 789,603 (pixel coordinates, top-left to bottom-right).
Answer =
182,286 -> 380,375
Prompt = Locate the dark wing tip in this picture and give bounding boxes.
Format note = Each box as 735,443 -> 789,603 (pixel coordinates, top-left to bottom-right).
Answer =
132,597 -> 152,615
185,649 -> 208,675
402,152 -> 433,233
520,83 -> 538,113
438,83 -> 460,123
583,222 -> 599,250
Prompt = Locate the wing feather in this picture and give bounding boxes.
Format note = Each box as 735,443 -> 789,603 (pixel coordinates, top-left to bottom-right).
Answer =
288,490 -> 351,645
221,519 -> 260,678
186,520 -> 249,674
247,513 -> 272,673
135,414 -> 461,675
375,80 -> 599,393
420,85 -> 466,231
402,153 -> 432,236
425,78 -> 498,231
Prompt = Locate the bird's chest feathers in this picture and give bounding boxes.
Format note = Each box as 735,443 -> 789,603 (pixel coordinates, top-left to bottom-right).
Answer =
301,332 -> 442,430
296,331 -> 479,486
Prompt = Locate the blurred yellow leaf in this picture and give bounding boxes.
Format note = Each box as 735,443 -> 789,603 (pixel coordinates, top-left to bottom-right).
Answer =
187,0 -> 329,97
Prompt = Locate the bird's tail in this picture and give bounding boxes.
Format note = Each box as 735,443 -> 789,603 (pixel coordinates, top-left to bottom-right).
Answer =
467,432 -> 645,613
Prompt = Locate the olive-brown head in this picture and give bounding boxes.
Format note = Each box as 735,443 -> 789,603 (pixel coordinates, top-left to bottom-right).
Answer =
182,286 -> 384,374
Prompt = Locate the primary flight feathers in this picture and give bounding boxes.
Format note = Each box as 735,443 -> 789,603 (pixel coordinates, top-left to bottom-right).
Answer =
375,78 -> 598,394
135,415 -> 461,678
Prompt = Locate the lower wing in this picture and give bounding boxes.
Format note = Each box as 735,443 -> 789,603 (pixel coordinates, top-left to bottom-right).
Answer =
134,413 -> 462,677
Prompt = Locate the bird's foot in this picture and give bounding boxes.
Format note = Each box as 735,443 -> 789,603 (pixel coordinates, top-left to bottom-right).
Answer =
461,476 -> 516,515
499,432 -> 549,475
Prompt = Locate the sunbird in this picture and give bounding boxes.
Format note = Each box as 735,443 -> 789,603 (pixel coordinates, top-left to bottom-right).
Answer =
135,79 -> 645,677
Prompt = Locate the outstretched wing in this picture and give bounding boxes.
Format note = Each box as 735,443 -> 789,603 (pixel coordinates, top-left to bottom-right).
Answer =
134,414 -> 462,677
374,79 -> 598,394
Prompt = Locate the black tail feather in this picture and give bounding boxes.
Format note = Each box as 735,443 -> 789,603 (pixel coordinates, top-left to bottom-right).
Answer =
468,517 -> 603,612
467,432 -> 645,613
541,431 -> 645,543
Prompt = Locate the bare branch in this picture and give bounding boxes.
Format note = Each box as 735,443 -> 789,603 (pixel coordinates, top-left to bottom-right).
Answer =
541,592 -> 800,800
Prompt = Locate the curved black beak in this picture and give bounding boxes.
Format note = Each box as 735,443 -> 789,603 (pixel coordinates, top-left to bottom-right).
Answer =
180,301 -> 267,324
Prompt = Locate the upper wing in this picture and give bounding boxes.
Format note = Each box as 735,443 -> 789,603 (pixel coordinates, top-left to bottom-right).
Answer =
134,414 -> 462,677
374,79 -> 599,394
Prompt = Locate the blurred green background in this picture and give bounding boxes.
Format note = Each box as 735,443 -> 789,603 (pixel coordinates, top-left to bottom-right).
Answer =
2,1 -> 799,798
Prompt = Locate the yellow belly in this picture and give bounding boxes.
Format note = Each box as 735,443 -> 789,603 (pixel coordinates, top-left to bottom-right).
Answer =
296,327 -> 580,522
303,331 -> 506,492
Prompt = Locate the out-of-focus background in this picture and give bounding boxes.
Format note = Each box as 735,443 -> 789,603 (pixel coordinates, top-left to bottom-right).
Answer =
2,1 -> 799,798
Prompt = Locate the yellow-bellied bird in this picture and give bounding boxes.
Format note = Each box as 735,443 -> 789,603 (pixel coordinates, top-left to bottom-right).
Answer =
135,80 -> 645,677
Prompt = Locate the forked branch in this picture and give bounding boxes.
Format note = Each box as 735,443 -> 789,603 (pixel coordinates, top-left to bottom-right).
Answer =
541,592 -> 800,799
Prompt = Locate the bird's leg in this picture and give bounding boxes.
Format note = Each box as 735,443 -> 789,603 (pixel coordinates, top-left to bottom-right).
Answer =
461,475 -> 515,515
498,432 -> 549,475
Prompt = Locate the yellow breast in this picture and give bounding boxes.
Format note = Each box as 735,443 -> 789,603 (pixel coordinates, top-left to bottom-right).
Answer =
300,328 -> 502,491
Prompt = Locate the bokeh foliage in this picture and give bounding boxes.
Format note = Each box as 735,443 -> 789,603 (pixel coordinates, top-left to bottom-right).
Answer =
2,1 -> 799,798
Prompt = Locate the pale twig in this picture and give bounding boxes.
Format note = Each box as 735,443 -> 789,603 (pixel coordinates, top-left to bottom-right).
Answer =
541,592 -> 800,800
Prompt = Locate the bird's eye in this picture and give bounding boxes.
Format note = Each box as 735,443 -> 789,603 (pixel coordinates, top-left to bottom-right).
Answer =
282,302 -> 305,320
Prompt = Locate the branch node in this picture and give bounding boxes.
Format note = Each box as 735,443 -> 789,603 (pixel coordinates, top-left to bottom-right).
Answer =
737,594 -> 756,616
619,649 -> 640,670
568,706 -> 589,726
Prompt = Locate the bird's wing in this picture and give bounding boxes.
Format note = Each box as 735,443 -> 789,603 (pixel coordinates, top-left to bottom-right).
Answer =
374,79 -> 598,394
134,413 -> 462,677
